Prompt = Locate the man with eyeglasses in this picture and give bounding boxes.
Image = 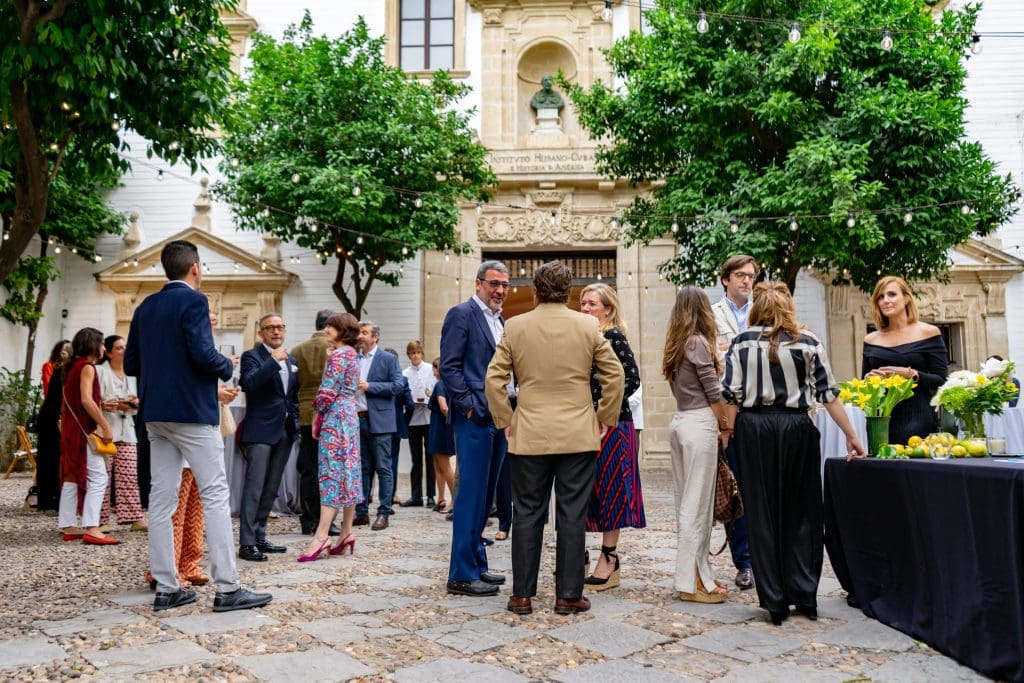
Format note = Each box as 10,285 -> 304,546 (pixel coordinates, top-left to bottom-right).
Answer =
441,259 -> 514,596
711,254 -> 760,592
237,313 -> 299,562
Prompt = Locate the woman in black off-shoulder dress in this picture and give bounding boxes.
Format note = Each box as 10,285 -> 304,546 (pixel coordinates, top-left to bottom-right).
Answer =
861,276 -> 948,446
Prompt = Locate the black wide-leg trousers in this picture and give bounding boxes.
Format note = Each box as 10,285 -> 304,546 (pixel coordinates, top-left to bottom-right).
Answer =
734,408 -> 823,614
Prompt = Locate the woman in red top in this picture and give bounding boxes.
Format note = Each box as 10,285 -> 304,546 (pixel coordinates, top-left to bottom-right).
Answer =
58,327 -> 118,545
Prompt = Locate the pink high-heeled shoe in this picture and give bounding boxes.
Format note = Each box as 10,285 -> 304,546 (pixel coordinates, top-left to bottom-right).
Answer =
297,537 -> 330,562
329,534 -> 355,556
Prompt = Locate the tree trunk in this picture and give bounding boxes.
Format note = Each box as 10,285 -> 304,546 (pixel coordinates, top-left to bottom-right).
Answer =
22,241 -> 50,376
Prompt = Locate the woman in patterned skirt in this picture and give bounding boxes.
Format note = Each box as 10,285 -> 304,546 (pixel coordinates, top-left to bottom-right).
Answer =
95,335 -> 146,531
300,312 -> 363,561
579,283 -> 644,590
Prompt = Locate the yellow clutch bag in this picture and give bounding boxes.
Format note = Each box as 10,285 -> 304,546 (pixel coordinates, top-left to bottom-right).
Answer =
89,433 -> 117,457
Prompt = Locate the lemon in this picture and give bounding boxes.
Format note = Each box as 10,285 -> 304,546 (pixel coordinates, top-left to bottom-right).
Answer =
951,445 -> 967,457
893,444 -> 905,455
908,435 -> 923,448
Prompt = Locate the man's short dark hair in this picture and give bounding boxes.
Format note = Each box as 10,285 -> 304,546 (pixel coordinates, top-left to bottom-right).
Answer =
314,309 -> 334,331
476,260 -> 508,281
161,240 -> 200,281
533,261 -> 572,303
359,320 -> 381,339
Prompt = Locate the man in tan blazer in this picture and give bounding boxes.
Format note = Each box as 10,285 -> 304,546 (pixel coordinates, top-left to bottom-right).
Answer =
486,261 -> 624,616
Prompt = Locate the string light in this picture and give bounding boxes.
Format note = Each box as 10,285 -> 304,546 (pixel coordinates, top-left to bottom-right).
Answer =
455,277 -> 460,285
414,195 -> 424,208
846,214 -> 856,228
696,11 -> 709,33
671,218 -> 679,233
60,101 -> 72,111
730,220 -> 739,233
401,246 -> 409,256
291,173 -> 301,184
476,202 -> 483,216
789,219 -> 798,231
602,0 -> 613,22
971,34 -> 982,55
156,170 -> 164,181
788,23 -> 801,44
168,140 -> 180,151
111,121 -> 120,131
903,211 -> 914,223
961,203 -> 971,215
881,30 -> 894,51
352,183 -> 361,197
356,235 -> 364,245
54,245 -> 61,254
230,158 -> 240,168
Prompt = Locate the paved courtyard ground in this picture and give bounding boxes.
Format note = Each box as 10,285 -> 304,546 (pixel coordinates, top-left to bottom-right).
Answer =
0,471 -> 988,682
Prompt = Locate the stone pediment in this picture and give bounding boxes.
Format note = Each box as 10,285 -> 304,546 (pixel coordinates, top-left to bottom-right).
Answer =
948,238 -> 1024,276
95,226 -> 294,288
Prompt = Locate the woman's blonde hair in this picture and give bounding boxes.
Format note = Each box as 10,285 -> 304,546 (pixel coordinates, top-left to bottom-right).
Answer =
662,286 -> 720,380
749,282 -> 802,363
870,275 -> 919,330
580,283 -> 627,335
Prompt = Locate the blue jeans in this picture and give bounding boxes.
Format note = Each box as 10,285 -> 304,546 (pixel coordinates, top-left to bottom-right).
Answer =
355,417 -> 394,517
726,440 -> 751,569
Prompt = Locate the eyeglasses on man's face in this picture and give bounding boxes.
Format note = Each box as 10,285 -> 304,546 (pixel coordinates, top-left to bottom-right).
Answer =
261,324 -> 286,332
479,279 -> 510,290
731,271 -> 756,282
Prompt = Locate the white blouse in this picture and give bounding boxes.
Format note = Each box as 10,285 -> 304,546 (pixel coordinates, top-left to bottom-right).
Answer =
95,363 -> 138,443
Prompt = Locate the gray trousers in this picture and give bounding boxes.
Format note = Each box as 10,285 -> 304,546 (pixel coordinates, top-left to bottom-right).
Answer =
239,435 -> 293,545
148,422 -> 239,594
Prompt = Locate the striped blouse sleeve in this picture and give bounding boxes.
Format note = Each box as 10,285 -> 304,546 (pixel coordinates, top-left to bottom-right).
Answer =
809,334 -> 841,404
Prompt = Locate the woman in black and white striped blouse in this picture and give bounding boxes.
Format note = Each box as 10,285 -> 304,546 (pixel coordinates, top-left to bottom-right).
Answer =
721,282 -> 865,626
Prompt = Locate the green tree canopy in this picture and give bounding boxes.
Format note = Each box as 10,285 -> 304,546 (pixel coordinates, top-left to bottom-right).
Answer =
566,0 -> 1018,292
0,0 -> 236,283
215,14 -> 495,315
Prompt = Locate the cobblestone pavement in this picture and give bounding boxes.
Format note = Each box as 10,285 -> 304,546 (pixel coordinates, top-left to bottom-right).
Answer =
0,472 -> 987,682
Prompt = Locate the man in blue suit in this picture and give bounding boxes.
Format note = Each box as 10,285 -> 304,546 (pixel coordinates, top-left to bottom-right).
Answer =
237,313 -> 300,562
125,239 -> 271,613
441,260 -> 512,596
352,322 -> 403,530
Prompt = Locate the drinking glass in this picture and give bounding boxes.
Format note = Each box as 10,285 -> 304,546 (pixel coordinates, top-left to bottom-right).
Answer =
987,436 -> 1008,456
928,432 -> 951,460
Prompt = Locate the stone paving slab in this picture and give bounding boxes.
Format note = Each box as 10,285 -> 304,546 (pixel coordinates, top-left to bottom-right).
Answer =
648,560 -> 677,574
548,617 -> 673,658
105,588 -> 156,607
234,646 -> 374,681
329,591 -> 424,613
812,596 -> 866,621
815,576 -> 842,595
83,639 -> 219,676
817,617 -> 916,651
679,624 -> 804,663
256,568 -> 339,586
638,547 -> 679,561
664,599 -> 763,624
393,657 -> 528,683
417,617 -> 533,654
159,610 -> 279,636
376,556 -> 450,572
292,614 -> 405,644
865,652 -> 989,682
441,593 -> 511,617
585,594 -> 655,618
35,608 -> 146,636
259,586 -> 310,603
552,658 -> 698,682
713,661 -> 851,682
0,637 -> 67,670
355,572 -> 435,590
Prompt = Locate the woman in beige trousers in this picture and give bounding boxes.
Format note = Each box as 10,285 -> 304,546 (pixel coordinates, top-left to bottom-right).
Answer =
663,287 -> 731,603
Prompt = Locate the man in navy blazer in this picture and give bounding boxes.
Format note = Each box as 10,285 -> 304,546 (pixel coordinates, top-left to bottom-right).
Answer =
352,322 -> 404,530
441,259 -> 512,597
125,239 -> 271,614
237,313 -> 300,562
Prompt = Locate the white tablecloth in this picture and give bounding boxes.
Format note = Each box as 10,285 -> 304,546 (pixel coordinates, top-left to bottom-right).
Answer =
985,405 -> 1024,454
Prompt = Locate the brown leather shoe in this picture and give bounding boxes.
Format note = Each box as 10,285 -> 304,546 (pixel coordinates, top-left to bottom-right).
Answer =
353,514 -> 370,526
507,596 -> 532,615
371,515 -> 389,531
554,596 -> 591,615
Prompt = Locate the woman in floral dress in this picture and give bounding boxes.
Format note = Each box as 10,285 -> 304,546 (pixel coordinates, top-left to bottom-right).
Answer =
299,312 -> 363,561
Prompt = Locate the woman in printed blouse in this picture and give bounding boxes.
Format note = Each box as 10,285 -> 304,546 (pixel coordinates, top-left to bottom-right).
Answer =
300,312 -> 362,562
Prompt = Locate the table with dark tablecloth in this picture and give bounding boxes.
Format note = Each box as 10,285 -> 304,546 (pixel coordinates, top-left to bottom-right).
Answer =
824,457 -> 1024,682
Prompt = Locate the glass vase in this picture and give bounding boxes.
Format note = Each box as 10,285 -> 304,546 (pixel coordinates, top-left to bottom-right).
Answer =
865,416 -> 891,457
956,411 -> 989,457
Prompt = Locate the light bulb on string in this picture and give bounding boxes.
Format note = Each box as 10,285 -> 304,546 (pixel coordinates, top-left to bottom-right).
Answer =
399,264 -> 404,273
961,203 -> 971,215
846,214 -> 856,228
49,142 -> 59,151
610,217 -> 619,230
71,247 -> 77,254
230,158 -> 239,168
903,211 -> 914,223
427,272 -> 431,280
295,256 -> 301,264
356,236 -> 364,245
111,121 -> 120,131
168,140 -> 179,151
1016,191 -> 1024,206
596,272 -> 603,281
696,11 -> 709,33
444,252 -> 450,262
627,272 -> 633,282
512,286 -> 518,294
55,245 -> 61,254
881,30 -> 894,51
260,260 -> 267,271
401,246 -> 409,256
60,101 -> 72,111
94,254 -> 102,263
414,195 -> 423,208
291,173 -> 301,184
789,219 -> 798,231
602,0 -> 612,22
671,218 -> 679,233
48,237 -> 55,245
352,183 -> 361,197
156,170 -> 164,181
476,202 -> 483,216
730,220 -> 739,233
455,277 -> 461,286
788,23 -> 801,44
971,34 -> 982,55
132,258 -> 138,267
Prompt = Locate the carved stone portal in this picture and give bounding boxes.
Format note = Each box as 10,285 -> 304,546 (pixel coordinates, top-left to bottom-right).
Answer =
478,211 -> 619,246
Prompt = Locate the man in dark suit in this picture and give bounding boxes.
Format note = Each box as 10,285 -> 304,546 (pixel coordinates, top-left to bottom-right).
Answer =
237,313 -> 300,562
125,239 -> 271,613
352,322 -> 403,530
441,260 -> 511,597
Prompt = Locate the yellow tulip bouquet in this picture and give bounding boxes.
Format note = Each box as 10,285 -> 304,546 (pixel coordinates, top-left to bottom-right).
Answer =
838,374 -> 916,417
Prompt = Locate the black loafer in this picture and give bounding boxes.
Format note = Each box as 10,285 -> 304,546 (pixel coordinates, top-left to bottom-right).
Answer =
735,567 -> 754,590
446,579 -> 499,596
479,572 -> 506,585
328,524 -> 341,537
795,604 -> 818,621
213,587 -> 273,613
256,539 -> 287,553
153,588 -> 196,612
399,498 -> 424,507
238,545 -> 267,562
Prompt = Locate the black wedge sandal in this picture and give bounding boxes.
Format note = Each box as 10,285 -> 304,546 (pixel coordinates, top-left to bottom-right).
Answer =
583,545 -> 620,591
